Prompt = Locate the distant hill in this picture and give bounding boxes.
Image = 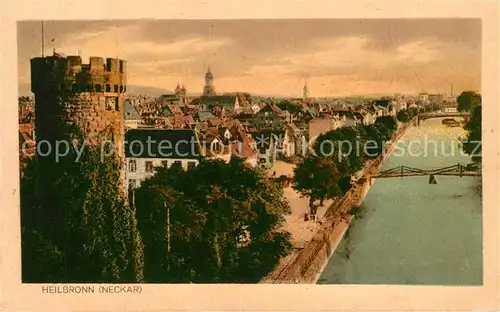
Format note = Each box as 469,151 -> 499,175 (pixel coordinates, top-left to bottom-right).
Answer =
122,85 -> 173,97
18,83 -> 172,98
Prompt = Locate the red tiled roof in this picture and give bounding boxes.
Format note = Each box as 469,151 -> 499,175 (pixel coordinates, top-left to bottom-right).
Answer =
207,117 -> 223,127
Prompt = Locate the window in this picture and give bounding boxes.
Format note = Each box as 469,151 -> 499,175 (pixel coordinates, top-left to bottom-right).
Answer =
95,84 -> 102,92
105,97 -> 115,111
105,84 -> 111,92
106,61 -> 111,71
128,159 -> 137,172
114,85 -> 119,93
115,97 -> 119,111
212,141 -> 222,152
119,60 -> 124,73
145,161 -> 154,173
161,160 -> 169,167
128,179 -> 136,189
120,85 -> 124,93
187,161 -> 196,170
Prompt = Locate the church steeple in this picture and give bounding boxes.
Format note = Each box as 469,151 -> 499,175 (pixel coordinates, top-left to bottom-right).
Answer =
203,65 -> 216,96
303,75 -> 309,99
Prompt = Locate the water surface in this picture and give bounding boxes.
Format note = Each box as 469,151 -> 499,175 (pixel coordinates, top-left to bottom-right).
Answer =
318,118 -> 482,285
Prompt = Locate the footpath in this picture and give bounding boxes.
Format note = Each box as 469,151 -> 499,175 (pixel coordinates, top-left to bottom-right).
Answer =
260,121 -> 413,284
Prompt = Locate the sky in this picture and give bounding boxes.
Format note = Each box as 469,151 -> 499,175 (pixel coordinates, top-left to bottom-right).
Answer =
17,19 -> 481,97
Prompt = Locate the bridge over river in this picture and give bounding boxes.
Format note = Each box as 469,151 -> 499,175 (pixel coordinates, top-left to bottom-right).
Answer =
373,163 -> 481,179
318,117 -> 482,285
416,111 -> 469,126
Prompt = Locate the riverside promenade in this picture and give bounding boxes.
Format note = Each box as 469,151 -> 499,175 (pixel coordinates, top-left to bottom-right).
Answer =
260,120 -> 413,284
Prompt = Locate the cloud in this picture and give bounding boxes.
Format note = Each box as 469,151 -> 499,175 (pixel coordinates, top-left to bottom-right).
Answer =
246,36 -> 445,77
46,25 -> 232,86
18,20 -> 480,96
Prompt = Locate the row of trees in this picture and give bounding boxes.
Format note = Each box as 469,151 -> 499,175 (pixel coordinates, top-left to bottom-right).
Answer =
22,156 -> 293,283
293,114 -> 400,218
459,91 -> 482,163
134,158 -> 292,283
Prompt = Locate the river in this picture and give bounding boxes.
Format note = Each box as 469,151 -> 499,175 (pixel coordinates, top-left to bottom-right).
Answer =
318,118 -> 483,285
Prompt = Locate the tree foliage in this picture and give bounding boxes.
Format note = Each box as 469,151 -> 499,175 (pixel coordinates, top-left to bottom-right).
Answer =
462,104 -> 482,162
457,91 -> 481,112
275,100 -> 302,113
134,157 -> 292,283
307,115 -> 400,198
293,156 -> 343,210
21,80 -> 144,282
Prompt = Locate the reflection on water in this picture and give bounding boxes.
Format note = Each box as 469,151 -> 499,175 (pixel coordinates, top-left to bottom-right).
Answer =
318,119 -> 483,285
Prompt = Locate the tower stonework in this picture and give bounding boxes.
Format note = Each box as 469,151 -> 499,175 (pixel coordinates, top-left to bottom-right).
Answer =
31,54 -> 127,158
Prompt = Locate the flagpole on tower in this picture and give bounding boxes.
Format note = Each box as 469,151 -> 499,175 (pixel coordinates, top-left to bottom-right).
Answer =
41,21 -> 45,57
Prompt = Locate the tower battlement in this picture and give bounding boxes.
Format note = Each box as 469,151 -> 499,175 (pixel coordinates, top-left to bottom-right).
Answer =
31,55 -> 127,94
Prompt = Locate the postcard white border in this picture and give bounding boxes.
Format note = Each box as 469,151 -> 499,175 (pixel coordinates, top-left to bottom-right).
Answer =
1,1 -> 499,311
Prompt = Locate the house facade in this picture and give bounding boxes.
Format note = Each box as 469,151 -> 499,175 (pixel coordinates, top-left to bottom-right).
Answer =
124,129 -> 203,191
441,103 -> 458,113
251,130 -> 285,169
252,103 -> 285,130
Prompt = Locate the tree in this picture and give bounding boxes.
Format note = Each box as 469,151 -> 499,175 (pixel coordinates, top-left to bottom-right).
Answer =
293,156 -> 343,218
275,100 -> 302,113
463,104 -> 482,162
362,124 -> 386,157
457,91 -> 481,112
397,110 -> 410,122
374,115 -> 397,134
134,157 -> 292,283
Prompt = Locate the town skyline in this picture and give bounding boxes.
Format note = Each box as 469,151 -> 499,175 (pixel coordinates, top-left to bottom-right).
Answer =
18,19 -> 481,97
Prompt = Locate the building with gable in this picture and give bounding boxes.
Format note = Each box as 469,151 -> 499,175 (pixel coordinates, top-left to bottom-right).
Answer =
123,100 -> 143,130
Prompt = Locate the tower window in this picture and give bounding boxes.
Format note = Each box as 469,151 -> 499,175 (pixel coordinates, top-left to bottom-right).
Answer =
95,84 -> 102,92
128,160 -> 137,172
105,84 -> 111,92
120,85 -> 124,93
115,97 -> 119,111
114,85 -> 119,93
119,61 -> 124,73
145,161 -> 154,173
105,97 -> 115,111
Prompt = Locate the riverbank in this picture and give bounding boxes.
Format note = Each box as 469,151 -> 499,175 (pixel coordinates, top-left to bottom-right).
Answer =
261,120 -> 413,284
318,117 -> 482,285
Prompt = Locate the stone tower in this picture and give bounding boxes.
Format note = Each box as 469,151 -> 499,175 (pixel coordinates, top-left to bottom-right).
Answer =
30,53 -> 127,158
203,66 -> 216,96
